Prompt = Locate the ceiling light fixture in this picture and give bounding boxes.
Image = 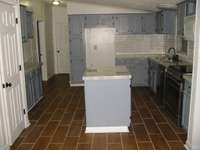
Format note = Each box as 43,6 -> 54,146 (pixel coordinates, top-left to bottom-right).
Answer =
52,0 -> 60,6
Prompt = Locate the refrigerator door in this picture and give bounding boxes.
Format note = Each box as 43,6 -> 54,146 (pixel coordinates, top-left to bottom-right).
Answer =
85,27 -> 116,69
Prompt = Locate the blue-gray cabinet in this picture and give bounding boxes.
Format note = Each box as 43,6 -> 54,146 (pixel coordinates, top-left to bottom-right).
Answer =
20,5 -> 33,42
182,79 -> 191,130
177,2 -> 186,36
128,15 -> 142,33
69,15 -> 86,84
148,59 -> 159,93
26,11 -> 33,38
156,9 -> 176,34
25,67 -> 43,111
116,57 -> 149,87
20,5 -> 28,42
185,0 -> 196,16
141,13 -> 156,34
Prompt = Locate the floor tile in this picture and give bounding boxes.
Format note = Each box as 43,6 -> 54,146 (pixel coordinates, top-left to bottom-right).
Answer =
138,142 -> 154,150
32,137 -> 50,150
134,125 -> 150,142
150,134 -> 170,150
51,126 -> 69,143
158,123 -> 179,141
41,121 -> 59,137
46,144 -> 63,150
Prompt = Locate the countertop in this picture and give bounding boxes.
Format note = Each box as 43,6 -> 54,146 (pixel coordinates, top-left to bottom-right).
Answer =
116,53 -> 192,68
83,66 -> 131,80
183,73 -> 192,82
149,55 -> 192,68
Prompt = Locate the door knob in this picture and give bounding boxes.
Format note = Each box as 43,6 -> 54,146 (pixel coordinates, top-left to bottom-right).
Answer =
57,50 -> 60,53
6,82 -> 12,88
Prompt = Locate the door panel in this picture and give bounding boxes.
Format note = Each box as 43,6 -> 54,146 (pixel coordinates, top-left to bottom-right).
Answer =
128,15 -> 142,33
70,38 -> 84,59
53,7 -> 70,74
0,3 -> 24,144
69,15 -> 83,36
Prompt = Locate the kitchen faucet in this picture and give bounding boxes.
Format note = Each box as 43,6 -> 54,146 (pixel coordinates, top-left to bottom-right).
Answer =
168,47 -> 178,62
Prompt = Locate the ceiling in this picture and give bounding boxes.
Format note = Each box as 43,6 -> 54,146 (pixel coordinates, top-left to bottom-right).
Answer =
47,0 -> 183,11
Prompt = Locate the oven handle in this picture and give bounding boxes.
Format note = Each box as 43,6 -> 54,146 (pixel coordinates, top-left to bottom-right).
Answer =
166,72 -> 181,86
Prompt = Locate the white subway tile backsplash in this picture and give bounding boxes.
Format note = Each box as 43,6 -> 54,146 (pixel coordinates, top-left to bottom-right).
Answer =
115,34 -> 175,55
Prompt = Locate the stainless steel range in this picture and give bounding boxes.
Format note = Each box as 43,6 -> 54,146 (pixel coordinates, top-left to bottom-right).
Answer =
164,65 -> 192,127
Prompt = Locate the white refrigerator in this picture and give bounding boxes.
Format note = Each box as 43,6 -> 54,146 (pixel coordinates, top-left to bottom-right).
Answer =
84,27 -> 116,69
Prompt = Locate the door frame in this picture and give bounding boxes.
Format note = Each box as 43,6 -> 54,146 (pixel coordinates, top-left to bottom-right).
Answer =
37,21 -> 48,81
0,0 -> 30,137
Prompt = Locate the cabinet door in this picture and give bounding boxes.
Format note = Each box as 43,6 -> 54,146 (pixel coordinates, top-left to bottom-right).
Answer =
186,1 -> 196,16
114,15 -> 129,34
20,5 -> 27,42
177,3 -> 186,35
25,72 -> 34,111
128,14 -> 142,33
70,59 -> 85,82
85,15 -> 100,28
163,10 -> 176,34
69,38 -> 84,59
69,15 -> 83,36
142,13 -> 156,34
156,11 -> 164,33
99,15 -> 115,27
26,11 -> 33,38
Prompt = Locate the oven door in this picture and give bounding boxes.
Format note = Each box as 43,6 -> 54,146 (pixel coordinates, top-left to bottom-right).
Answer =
164,72 -> 183,126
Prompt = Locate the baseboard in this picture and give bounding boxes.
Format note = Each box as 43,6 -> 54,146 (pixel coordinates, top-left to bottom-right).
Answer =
85,126 -> 129,133
69,81 -> 84,87
185,141 -> 200,150
0,145 -> 9,150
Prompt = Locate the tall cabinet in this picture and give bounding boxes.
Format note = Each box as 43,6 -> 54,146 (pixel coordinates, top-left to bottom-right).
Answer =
69,15 -> 86,84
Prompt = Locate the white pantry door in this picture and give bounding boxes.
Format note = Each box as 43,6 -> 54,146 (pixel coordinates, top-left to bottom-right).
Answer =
53,7 -> 70,74
0,3 -> 25,144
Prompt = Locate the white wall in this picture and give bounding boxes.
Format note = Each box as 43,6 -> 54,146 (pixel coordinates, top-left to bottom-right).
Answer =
67,1 -> 150,15
185,0 -> 200,149
44,4 -> 55,79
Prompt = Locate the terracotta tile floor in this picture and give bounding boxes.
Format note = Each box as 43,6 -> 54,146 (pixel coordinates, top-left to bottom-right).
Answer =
11,75 -> 187,150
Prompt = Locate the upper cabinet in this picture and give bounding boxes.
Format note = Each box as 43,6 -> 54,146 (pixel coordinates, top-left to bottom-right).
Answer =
185,0 -> 196,16
177,2 -> 186,36
114,13 -> 156,34
156,9 -> 176,34
20,5 -> 33,42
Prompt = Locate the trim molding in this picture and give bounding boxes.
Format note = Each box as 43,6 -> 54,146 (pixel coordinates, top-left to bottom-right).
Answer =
69,81 -> 84,87
85,126 -> 129,133
185,141 -> 200,150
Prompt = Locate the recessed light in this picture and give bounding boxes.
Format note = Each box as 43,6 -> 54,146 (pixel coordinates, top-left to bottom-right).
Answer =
52,0 -> 60,5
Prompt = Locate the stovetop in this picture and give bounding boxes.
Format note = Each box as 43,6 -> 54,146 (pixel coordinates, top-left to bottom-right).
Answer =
168,65 -> 193,74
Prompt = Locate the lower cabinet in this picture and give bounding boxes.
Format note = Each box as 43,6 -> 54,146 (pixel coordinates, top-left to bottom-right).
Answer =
182,80 -> 191,130
116,57 -> 149,87
25,67 -> 43,111
148,59 -> 159,93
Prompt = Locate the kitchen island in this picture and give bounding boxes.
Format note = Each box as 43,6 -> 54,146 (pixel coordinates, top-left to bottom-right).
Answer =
83,66 -> 131,133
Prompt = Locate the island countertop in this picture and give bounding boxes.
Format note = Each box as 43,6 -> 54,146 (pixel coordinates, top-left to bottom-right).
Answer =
83,66 -> 131,80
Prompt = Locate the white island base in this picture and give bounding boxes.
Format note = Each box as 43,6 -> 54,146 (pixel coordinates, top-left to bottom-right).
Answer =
83,66 -> 132,133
